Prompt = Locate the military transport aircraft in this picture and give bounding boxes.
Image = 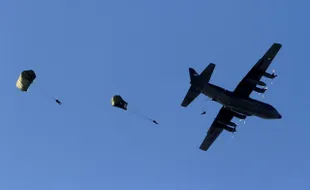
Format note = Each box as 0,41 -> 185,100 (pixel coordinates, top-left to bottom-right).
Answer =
181,43 -> 282,151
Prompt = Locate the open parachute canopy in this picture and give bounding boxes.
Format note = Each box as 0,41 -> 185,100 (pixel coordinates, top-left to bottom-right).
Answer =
111,95 -> 128,110
16,70 -> 36,92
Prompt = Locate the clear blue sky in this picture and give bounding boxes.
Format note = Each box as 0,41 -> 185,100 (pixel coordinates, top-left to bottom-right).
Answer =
0,0 -> 309,189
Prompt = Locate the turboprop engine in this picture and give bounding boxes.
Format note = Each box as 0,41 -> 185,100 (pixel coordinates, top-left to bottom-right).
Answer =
253,86 -> 267,93
231,111 -> 247,119
222,125 -> 236,132
216,120 -> 237,127
246,79 -> 266,86
263,70 -> 277,79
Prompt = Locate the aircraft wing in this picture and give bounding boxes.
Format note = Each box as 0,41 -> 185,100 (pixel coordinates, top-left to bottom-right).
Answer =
233,43 -> 282,98
199,107 -> 235,151
181,85 -> 200,107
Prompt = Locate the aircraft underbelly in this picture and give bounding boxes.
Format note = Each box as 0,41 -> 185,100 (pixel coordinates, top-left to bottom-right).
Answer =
203,87 -> 272,118
220,96 -> 264,117
226,97 -> 272,118
226,98 -> 253,113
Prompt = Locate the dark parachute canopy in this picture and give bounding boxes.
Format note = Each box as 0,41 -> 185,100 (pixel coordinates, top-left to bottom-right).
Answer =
111,95 -> 158,124
111,95 -> 128,110
16,70 -> 36,92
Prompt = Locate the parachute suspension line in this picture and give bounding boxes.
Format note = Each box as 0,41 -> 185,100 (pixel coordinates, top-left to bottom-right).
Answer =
35,84 -> 53,99
127,106 -> 158,124
201,97 -> 211,115
34,83 -> 61,104
127,107 -> 153,121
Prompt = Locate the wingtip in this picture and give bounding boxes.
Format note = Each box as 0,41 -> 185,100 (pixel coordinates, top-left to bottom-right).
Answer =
273,42 -> 282,47
209,63 -> 216,67
189,67 -> 195,73
199,146 -> 208,151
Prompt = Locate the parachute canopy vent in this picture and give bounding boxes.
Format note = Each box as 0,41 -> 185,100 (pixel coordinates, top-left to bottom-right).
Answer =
111,95 -> 128,110
16,70 -> 36,92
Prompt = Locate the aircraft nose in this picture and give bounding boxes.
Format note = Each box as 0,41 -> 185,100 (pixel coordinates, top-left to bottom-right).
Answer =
270,106 -> 282,119
271,108 -> 282,119
275,111 -> 282,119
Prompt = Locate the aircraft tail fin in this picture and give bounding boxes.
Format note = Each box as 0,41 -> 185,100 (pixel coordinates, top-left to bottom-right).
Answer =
189,63 -> 215,84
189,68 -> 199,81
181,63 -> 215,107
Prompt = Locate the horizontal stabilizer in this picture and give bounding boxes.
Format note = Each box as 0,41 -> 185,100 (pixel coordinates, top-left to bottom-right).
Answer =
200,63 -> 215,83
181,85 -> 200,107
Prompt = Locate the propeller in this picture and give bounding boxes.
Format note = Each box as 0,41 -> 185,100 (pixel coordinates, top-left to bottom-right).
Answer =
206,97 -> 212,103
272,69 -> 277,83
258,87 -> 267,99
238,119 -> 245,124
231,127 -> 237,139
266,69 -> 277,84
258,93 -> 265,99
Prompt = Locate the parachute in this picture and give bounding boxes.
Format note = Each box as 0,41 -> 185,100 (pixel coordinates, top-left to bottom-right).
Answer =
111,95 -> 128,110
111,95 -> 158,124
16,69 -> 62,105
16,70 -> 36,92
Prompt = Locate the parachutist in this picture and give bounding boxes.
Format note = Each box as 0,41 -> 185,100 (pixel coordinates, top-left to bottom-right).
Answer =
56,99 -> 62,105
152,120 -> 159,124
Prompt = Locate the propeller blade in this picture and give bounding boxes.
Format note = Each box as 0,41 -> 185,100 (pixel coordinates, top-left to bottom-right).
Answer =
231,127 -> 237,139
231,133 -> 235,139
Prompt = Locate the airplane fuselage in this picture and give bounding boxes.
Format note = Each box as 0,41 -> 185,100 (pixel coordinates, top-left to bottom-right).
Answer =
201,83 -> 282,119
